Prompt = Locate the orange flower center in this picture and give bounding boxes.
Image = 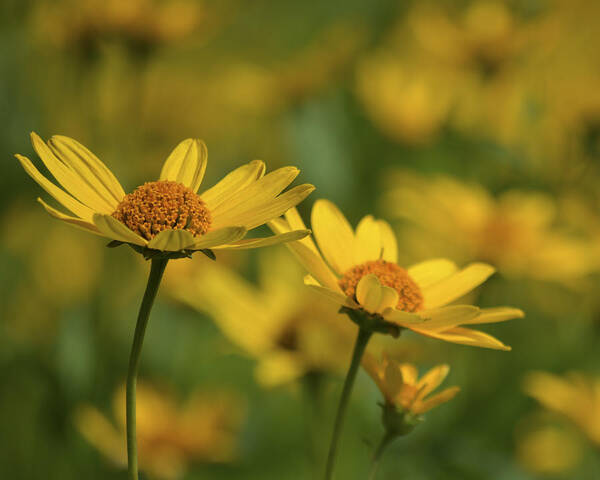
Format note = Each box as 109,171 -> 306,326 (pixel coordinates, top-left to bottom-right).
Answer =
338,260 -> 423,312
112,180 -> 211,241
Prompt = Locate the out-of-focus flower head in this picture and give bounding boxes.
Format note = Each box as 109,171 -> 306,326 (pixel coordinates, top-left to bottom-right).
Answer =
381,171 -> 600,283
355,51 -> 455,144
407,1 -> 521,75
515,416 -> 583,475
30,0 -> 207,57
74,382 -> 245,479
363,353 -> 459,435
354,1 -> 529,145
166,247 -> 356,386
516,0 -> 600,172
523,371 -> 600,446
16,133 -> 313,260
270,204 -> 523,350
355,0 -> 600,174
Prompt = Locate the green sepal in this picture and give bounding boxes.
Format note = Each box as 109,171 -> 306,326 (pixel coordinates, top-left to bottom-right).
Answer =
381,402 -> 423,437
200,249 -> 216,261
339,306 -> 402,338
108,241 -> 215,261
106,240 -> 125,248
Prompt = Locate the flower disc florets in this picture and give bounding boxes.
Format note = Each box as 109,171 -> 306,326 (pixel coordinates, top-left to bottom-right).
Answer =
112,180 -> 211,240
339,260 -> 423,312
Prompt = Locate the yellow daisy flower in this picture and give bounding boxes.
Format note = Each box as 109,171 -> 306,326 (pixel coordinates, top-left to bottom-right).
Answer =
16,132 -> 314,258
75,382 -> 245,480
523,371 -> 600,446
269,200 -> 523,350
363,353 -> 460,417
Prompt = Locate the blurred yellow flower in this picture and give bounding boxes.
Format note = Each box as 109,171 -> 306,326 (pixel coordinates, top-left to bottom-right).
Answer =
167,248 -> 356,386
16,133 -> 313,257
31,0 -> 205,52
363,353 -> 459,416
523,371 -> 600,446
407,1 -> 521,74
355,0 -> 600,170
75,382 -> 245,480
355,52 -> 455,144
515,419 -> 582,475
270,201 -> 523,350
354,1 -> 529,146
381,171 -> 599,282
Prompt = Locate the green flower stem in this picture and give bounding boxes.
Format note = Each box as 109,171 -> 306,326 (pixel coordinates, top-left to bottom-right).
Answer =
324,326 -> 373,480
126,257 -> 169,480
367,431 -> 396,480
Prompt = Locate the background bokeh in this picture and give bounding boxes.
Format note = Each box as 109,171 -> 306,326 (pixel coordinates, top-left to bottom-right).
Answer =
2,0 -> 600,478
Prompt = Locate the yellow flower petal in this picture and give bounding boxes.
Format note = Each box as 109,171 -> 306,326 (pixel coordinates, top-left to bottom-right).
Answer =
311,199 -> 355,275
382,307 -> 425,326
212,229 -> 310,250
462,307 -> 524,325
356,274 -> 383,313
421,262 -> 495,309
377,220 -> 397,262
412,326 -> 511,350
414,386 -> 460,414
522,372 -> 577,414
378,286 -> 400,313
304,275 -> 359,308
37,198 -> 102,236
159,138 -> 207,193
191,226 -> 247,250
383,359 -> 406,401
267,213 -> 342,293
278,234 -> 341,290
407,258 -> 458,288
399,364 -> 418,385
47,135 -> 125,205
30,132 -> 115,213
147,229 -> 196,251
284,208 -> 310,237
201,160 -> 265,210
416,364 -> 450,400
16,154 -> 95,220
211,166 -> 299,219
268,212 -> 321,259
92,214 -> 148,246
354,276 -> 398,314
416,305 -> 480,331
354,215 -> 382,264
213,184 -> 315,230
362,354 -> 388,395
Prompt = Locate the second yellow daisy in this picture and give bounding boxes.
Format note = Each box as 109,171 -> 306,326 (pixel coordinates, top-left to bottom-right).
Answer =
270,200 -> 523,350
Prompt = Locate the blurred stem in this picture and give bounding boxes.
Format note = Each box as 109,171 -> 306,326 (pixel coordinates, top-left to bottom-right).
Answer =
368,431 -> 396,480
303,371 -> 326,471
324,326 -> 373,480
126,257 -> 168,480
